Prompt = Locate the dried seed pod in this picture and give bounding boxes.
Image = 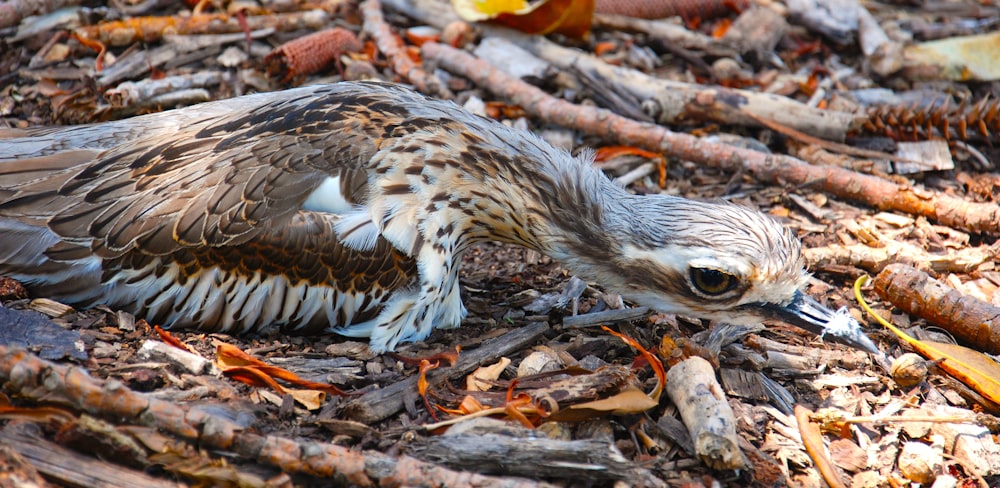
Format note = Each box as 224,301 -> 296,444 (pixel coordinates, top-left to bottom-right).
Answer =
858,95 -> 1000,143
265,27 -> 362,84
890,353 -> 928,388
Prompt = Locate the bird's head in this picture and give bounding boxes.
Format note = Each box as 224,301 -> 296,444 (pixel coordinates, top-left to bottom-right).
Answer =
551,193 -> 879,354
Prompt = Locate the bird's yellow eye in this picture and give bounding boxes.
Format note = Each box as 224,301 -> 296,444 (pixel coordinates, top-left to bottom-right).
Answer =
689,267 -> 736,296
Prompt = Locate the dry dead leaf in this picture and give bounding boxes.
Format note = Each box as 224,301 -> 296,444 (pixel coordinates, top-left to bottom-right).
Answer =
216,344 -> 350,403
548,388 -> 658,422
467,357 -> 511,391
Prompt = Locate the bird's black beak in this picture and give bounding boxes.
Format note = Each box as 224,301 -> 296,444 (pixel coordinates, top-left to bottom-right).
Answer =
760,290 -> 881,355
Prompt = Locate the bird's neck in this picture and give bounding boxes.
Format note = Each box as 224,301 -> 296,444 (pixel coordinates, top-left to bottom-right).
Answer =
447,152 -> 637,266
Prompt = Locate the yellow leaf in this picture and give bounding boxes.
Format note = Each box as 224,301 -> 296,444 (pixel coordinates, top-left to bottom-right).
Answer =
474,0 -> 529,15
452,0 -> 528,21
451,0 -> 594,38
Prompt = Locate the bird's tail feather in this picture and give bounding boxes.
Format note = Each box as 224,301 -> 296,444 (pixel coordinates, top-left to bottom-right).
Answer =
0,219 -> 103,304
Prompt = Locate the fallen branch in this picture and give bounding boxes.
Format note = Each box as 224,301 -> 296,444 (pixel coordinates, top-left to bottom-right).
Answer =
496,30 -> 856,141
420,41 -> 1000,234
361,0 -> 453,99
594,0 -> 749,20
0,345 -> 548,488
0,0 -> 79,29
411,433 -> 663,486
104,71 -> 224,108
803,241 -> 1000,275
665,356 -> 744,470
75,10 -> 329,47
873,264 -> 1000,355
592,14 -> 736,57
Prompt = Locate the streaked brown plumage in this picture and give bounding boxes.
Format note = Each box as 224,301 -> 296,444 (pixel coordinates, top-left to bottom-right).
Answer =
0,81 -> 879,354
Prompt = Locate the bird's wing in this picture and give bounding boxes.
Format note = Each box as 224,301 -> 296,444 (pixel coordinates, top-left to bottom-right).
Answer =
0,82 -> 425,261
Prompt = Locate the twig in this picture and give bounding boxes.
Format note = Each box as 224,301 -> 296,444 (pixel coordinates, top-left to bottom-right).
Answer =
0,0 -> 80,29
592,14 -> 736,57
360,0 -> 453,99
342,321 -> 550,423
420,41 -> 1000,234
803,241 -> 1000,275
561,306 -> 651,328
873,264 -> 1000,355
104,71 -> 224,108
0,345 -> 547,488
410,434 -> 662,486
74,10 -> 329,47
495,30 -> 855,141
665,357 -> 744,470
594,0 -> 750,19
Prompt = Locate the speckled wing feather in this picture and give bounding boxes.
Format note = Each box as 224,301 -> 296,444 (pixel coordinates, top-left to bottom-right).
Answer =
0,82 -> 424,335
1,83 -> 415,254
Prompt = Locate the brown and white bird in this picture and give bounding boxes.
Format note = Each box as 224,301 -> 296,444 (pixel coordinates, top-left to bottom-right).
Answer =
0,81 -> 879,354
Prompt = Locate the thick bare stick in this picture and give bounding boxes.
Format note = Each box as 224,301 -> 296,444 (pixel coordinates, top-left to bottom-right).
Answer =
361,0 -> 453,99
0,0 -> 80,29
0,346 -> 546,488
420,41 -> 1000,234
873,264 -> 1000,355
498,30 -> 855,141
665,357 -> 744,470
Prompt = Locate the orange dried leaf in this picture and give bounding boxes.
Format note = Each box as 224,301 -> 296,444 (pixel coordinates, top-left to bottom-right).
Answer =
278,377 -> 351,397
603,326 -> 665,401
288,388 -> 326,410
216,344 -> 351,396
418,359 -> 441,421
223,366 -> 287,394
593,41 -> 617,56
388,346 -> 461,368
593,145 -> 662,162
418,359 -> 439,397
505,403 -> 537,428
711,18 -> 732,38
154,325 -> 192,352
436,395 -> 485,415
216,343 -> 267,368
459,395 -> 486,414
795,405 -> 848,488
